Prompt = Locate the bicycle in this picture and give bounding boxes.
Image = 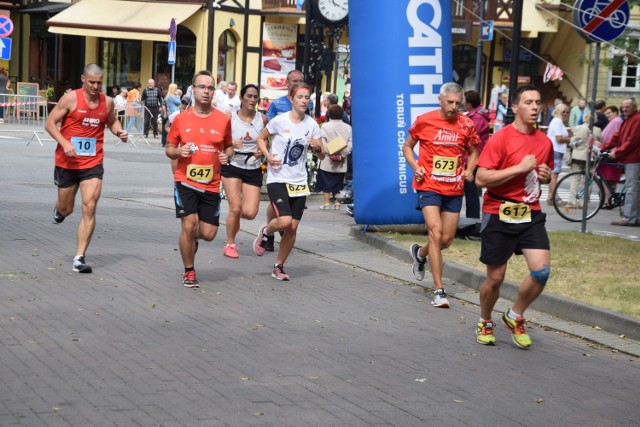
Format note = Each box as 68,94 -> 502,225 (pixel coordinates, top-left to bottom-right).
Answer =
552,152 -> 626,222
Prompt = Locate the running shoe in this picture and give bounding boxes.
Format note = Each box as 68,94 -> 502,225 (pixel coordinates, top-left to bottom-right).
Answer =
476,320 -> 496,345
253,225 -> 268,256
502,311 -> 531,348
272,264 -> 290,281
224,243 -> 239,259
72,256 -> 92,273
265,234 -> 275,252
53,207 -> 65,224
431,289 -> 449,308
182,270 -> 199,288
409,244 -> 427,281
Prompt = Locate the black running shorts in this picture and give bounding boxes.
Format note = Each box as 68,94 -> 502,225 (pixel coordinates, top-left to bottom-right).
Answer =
54,164 -> 104,188
174,181 -> 221,226
480,210 -> 550,266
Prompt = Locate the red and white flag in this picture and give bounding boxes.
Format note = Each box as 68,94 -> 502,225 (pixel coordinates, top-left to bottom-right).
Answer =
543,63 -> 564,83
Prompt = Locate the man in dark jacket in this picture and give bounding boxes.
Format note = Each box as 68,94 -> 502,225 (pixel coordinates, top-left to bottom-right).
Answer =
603,98 -> 640,226
141,78 -> 160,138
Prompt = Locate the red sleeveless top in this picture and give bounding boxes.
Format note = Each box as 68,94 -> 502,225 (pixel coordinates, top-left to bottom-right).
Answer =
56,89 -> 109,169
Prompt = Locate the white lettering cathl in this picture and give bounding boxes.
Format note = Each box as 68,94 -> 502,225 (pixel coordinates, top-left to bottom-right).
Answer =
407,0 -> 444,123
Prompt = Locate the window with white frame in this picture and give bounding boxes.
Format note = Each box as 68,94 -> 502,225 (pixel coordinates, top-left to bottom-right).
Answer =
608,34 -> 639,91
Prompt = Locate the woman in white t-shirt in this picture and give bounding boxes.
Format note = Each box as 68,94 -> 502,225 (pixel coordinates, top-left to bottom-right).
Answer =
545,103 -> 572,205
254,83 -> 323,281
220,84 -> 268,259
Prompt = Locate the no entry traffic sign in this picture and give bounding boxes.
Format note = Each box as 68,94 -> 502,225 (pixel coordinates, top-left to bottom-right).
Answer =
0,15 -> 14,38
573,0 -> 629,42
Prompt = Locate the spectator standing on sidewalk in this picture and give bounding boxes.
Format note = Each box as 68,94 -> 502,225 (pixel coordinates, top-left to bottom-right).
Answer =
266,70 -> 314,120
545,103 -> 571,206
402,82 -> 479,308
221,84 -> 268,259
602,98 -> 640,226
216,81 -> 241,116
569,96 -> 587,128
45,63 -> 128,274
316,104 -> 352,210
474,85 -> 553,349
141,78 -> 160,138
165,70 -> 234,288
0,66 -> 10,123
597,105 -> 624,205
463,89 -> 490,219
254,83 -> 323,281
125,82 -> 141,134
161,83 -> 181,147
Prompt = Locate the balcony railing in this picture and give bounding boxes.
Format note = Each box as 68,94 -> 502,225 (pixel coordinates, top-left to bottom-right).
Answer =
453,0 -> 514,24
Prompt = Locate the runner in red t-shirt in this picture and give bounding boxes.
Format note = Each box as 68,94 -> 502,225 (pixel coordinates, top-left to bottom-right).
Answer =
402,82 -> 479,309
474,85 -> 553,349
165,70 -> 234,289
45,63 -> 128,274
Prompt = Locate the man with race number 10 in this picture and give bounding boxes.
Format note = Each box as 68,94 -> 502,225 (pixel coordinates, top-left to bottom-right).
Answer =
45,63 -> 128,274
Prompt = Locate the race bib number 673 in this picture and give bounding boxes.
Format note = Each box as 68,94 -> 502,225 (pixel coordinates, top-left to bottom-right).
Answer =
432,156 -> 457,176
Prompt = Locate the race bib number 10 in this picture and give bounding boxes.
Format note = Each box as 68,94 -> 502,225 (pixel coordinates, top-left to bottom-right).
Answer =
432,156 -> 457,176
187,164 -> 213,183
499,201 -> 531,224
286,183 -> 310,197
71,136 -> 97,156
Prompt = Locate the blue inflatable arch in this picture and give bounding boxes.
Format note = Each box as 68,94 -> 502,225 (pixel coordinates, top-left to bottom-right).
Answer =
350,0 -> 453,224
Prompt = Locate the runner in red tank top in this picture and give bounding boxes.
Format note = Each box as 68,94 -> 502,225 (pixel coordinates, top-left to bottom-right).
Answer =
45,63 -> 128,274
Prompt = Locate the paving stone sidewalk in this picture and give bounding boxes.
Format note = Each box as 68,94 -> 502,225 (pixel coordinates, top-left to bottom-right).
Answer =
0,139 -> 638,426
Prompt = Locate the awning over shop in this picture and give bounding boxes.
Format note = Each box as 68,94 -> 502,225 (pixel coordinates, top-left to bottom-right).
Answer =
46,0 -> 201,42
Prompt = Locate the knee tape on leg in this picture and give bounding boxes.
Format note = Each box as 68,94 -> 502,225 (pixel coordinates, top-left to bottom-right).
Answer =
530,264 -> 551,286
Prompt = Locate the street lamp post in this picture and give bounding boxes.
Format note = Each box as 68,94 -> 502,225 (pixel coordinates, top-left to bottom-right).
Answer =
505,0 -> 524,125
474,0 -> 485,94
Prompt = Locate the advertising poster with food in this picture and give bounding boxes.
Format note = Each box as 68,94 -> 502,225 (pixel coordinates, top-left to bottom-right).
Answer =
261,23 -> 297,100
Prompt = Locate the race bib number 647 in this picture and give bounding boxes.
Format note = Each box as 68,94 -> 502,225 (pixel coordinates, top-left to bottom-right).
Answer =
186,164 -> 213,183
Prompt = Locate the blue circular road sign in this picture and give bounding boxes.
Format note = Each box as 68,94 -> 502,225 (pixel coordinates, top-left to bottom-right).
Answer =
573,0 -> 630,42
0,15 -> 14,38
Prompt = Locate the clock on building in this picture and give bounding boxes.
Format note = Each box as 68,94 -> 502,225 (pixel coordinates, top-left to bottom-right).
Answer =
314,0 -> 349,26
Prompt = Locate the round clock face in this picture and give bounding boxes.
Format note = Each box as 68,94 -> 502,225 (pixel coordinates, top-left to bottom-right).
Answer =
317,0 -> 348,23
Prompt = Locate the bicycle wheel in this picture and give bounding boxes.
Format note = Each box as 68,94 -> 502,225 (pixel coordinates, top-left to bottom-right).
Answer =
552,172 -> 604,222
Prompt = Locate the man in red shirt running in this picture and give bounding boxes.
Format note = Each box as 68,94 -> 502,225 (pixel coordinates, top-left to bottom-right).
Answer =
166,70 -> 234,288
45,63 -> 128,274
474,85 -> 553,349
402,82 -> 479,308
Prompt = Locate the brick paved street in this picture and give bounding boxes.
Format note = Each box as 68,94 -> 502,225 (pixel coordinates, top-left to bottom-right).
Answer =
1,138 -> 638,426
